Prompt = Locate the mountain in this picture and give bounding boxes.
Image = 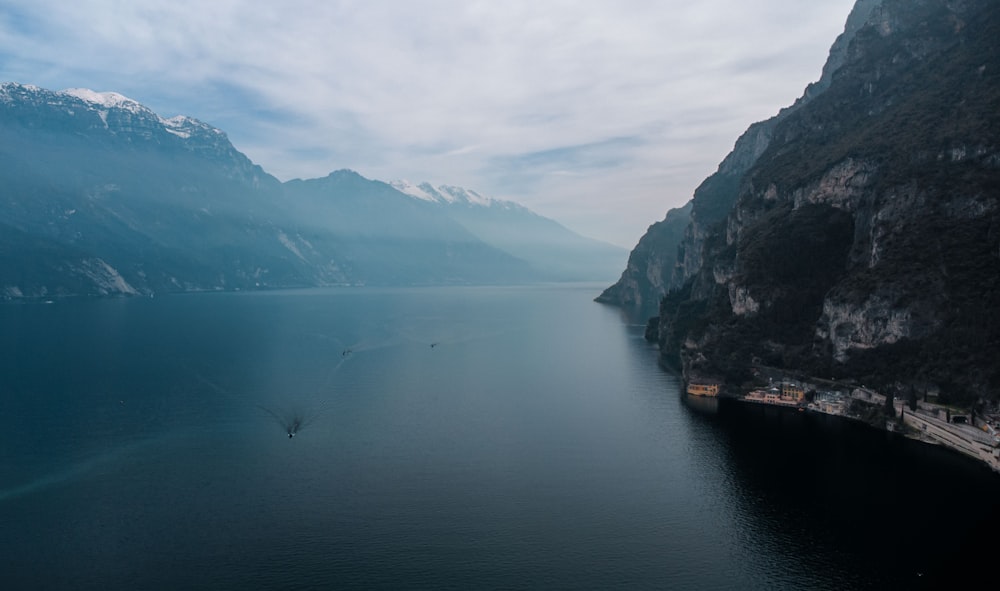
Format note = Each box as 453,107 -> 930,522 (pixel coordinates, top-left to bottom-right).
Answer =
391,181 -> 626,281
599,0 -> 884,315
0,83 -> 297,296
594,202 -> 691,317
611,0 -> 1000,404
0,83 -> 617,296
281,172 -> 536,285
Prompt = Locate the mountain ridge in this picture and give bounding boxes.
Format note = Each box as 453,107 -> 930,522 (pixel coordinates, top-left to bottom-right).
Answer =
392,179 -> 626,281
0,83 -> 621,296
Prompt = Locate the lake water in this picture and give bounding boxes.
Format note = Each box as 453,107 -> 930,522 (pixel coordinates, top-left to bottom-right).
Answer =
1,284 -> 997,590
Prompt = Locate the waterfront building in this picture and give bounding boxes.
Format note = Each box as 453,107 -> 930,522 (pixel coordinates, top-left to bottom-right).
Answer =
687,378 -> 722,397
814,390 -> 847,415
780,381 -> 805,402
745,386 -> 801,407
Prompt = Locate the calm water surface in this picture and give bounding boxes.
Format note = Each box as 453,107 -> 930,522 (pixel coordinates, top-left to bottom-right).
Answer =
1,285 -> 997,589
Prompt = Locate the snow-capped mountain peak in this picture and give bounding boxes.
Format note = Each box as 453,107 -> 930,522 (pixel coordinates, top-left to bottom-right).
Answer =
390,180 -> 524,211
437,185 -> 492,206
62,88 -> 147,113
389,180 -> 440,202
59,88 -> 224,137
0,81 -> 39,101
2,81 -> 264,189
158,114 -> 225,139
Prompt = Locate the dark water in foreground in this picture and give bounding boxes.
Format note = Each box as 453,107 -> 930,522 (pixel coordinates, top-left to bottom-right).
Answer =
1,285 -> 997,590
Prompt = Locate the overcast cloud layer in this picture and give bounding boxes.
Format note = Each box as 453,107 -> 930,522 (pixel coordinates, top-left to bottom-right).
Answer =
0,0 -> 857,247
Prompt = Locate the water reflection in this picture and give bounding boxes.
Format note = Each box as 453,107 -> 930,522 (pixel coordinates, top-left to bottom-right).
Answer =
682,393 -> 720,415
692,399 -> 1000,589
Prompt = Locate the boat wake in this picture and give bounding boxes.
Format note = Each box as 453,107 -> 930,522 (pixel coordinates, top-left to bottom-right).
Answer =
257,405 -> 320,439
0,438 -> 158,504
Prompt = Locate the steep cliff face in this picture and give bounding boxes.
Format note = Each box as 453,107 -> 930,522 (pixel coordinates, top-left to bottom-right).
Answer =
654,0 -> 1000,403
595,202 -> 690,316
601,0 -> 884,315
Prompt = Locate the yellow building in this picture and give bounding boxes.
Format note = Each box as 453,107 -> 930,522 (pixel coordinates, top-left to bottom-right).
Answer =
744,387 -> 796,406
687,379 -> 721,397
780,381 -> 805,402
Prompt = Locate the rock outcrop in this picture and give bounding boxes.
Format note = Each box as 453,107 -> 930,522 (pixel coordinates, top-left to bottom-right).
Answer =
595,202 -> 690,316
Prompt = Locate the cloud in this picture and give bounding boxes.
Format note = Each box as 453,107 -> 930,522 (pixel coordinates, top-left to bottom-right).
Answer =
0,0 -> 859,246
489,137 -> 645,183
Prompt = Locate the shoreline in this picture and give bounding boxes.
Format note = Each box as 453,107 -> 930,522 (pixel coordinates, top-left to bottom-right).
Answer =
717,393 -> 1000,474
681,361 -> 1000,475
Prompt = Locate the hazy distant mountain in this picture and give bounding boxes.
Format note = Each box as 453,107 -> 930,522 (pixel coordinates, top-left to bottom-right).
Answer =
0,82 -> 298,296
281,171 -> 536,285
0,83 -> 623,296
391,181 -> 626,281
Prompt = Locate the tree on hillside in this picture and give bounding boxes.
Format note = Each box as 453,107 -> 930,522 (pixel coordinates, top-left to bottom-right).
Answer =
884,387 -> 896,419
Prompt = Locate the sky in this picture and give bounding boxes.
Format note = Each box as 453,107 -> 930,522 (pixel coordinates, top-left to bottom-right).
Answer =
0,0 -> 859,248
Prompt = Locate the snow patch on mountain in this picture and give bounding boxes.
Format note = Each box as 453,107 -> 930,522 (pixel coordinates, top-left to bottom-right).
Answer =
63,88 -> 147,114
390,180 -> 526,212
162,127 -> 190,139
160,116 -> 198,139
160,114 -> 226,138
0,82 -> 39,102
438,185 -> 492,206
5,84 -> 228,140
390,180 -> 439,202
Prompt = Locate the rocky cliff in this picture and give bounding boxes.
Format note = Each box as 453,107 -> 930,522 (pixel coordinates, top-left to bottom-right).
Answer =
599,0 -> 884,315
641,0 -> 1000,404
595,202 -> 691,317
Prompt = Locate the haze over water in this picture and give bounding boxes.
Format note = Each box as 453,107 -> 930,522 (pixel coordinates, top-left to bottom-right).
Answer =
1,285 -> 996,589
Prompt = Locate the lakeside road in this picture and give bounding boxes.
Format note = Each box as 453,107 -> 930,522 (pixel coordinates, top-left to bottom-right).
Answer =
900,407 -> 1000,472
729,389 -> 1000,474
741,365 -> 1000,474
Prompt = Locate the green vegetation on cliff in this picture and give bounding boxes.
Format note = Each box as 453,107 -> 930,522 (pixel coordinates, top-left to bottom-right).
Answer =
652,0 -> 1000,404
